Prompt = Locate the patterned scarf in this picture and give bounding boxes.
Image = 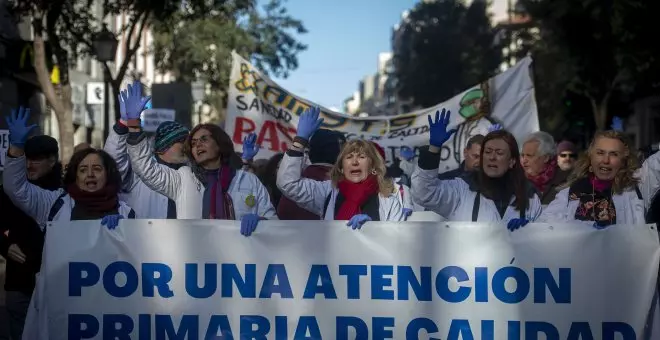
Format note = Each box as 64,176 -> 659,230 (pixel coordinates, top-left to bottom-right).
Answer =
569,175 -> 616,227
527,159 -> 557,194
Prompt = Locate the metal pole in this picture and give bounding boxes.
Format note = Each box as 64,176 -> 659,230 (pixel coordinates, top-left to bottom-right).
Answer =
103,68 -> 110,141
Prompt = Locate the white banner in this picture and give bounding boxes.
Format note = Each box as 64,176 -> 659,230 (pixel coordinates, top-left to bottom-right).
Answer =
226,51 -> 539,171
30,220 -> 660,339
0,129 -> 8,170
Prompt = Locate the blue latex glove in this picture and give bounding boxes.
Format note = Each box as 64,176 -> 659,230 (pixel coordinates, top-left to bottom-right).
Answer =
592,221 -> 609,230
120,80 -> 151,120
400,146 -> 415,161
296,106 -> 324,140
241,214 -> 261,236
611,116 -> 623,132
488,123 -> 503,133
117,93 -> 128,121
241,133 -> 260,160
347,214 -> 372,230
5,107 -> 37,148
427,109 -> 457,148
402,208 -> 413,220
101,215 -> 124,230
507,218 -> 529,231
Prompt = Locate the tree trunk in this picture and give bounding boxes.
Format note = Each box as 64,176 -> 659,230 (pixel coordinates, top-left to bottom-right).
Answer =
33,33 -> 74,164
589,94 -> 610,132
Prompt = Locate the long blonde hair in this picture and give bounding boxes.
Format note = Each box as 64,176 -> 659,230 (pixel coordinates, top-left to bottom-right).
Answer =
564,130 -> 640,194
329,139 -> 395,196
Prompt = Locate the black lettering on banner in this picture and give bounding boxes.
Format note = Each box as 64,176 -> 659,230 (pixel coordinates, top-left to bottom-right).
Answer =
236,95 -> 248,110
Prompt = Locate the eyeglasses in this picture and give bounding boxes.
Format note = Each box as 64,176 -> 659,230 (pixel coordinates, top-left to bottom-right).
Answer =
559,153 -> 577,159
191,135 -> 212,147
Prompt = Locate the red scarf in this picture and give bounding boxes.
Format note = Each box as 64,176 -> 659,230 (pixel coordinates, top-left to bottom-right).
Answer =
336,175 -> 379,220
66,184 -> 119,214
527,159 -> 557,193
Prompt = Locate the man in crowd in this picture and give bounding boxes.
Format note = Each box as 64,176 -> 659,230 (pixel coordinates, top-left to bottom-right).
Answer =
521,131 -> 569,205
437,134 -> 484,180
0,135 -> 62,339
277,128 -> 345,219
556,140 -> 578,172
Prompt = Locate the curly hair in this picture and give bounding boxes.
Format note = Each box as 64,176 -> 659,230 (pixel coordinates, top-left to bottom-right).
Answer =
63,148 -> 122,194
329,139 -> 395,196
564,130 -> 640,194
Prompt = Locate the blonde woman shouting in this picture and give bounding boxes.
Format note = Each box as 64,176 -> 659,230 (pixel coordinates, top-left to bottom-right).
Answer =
277,107 -> 403,229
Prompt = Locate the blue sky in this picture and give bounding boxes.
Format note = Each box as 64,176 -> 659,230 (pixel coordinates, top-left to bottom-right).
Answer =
269,0 -> 419,111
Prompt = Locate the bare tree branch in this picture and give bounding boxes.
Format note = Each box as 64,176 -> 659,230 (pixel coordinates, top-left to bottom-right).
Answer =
115,10 -> 150,83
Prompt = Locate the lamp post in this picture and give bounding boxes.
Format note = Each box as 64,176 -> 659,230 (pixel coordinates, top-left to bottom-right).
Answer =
93,24 -> 118,141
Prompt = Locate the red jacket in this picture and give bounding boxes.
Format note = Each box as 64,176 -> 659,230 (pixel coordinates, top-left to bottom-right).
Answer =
277,164 -> 333,220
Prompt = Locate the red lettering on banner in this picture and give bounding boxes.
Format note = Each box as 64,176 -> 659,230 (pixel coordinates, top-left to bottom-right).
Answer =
257,121 -> 283,152
232,117 -> 256,144
233,117 -> 298,152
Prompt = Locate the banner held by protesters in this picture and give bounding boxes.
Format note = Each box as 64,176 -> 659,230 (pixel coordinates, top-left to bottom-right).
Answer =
226,51 -> 539,172
27,220 -> 660,339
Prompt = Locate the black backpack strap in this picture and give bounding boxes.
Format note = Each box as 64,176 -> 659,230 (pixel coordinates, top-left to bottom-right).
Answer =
472,192 -> 480,222
636,185 -> 643,200
47,192 -> 68,222
323,193 -> 332,220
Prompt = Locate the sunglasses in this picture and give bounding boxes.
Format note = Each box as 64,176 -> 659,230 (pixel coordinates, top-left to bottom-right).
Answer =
559,153 -> 577,159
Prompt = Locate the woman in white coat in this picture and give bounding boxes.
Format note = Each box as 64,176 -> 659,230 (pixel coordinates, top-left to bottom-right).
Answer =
3,108 -> 134,228
540,130 -> 660,226
118,83 -> 276,236
411,109 -> 542,229
277,107 -> 404,228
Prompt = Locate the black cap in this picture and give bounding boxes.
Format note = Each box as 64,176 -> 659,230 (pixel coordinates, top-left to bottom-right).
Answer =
24,135 -> 59,159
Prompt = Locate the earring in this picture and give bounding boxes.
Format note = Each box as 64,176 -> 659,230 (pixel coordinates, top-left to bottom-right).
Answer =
371,169 -> 377,175
339,169 -> 343,174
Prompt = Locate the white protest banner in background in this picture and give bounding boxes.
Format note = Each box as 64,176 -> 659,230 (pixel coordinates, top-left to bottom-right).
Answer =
0,129 -> 9,170
226,51 -> 539,171
28,220 -> 660,339
140,108 -> 176,132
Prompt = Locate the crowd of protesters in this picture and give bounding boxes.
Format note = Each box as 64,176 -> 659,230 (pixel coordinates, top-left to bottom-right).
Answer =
0,81 -> 659,338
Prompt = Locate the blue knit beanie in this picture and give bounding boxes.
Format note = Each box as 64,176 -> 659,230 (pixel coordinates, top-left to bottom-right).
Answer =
154,121 -> 189,153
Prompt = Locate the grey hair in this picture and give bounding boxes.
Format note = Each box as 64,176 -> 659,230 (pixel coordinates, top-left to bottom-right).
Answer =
522,131 -> 556,157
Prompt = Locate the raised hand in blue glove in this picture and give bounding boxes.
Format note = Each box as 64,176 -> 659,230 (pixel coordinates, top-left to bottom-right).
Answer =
611,116 -> 623,132
296,106 -> 324,140
101,214 -> 124,230
5,107 -> 37,148
427,109 -> 457,148
507,218 -> 529,231
241,133 -> 260,161
120,80 -> 150,120
241,213 -> 261,236
400,146 -> 415,161
488,123 -> 503,133
347,214 -> 372,230
402,208 -> 413,220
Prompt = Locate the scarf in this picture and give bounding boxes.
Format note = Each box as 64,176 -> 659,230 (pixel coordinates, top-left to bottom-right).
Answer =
569,175 -> 616,227
66,184 -> 119,214
205,166 -> 236,220
336,175 -> 379,220
527,159 -> 557,193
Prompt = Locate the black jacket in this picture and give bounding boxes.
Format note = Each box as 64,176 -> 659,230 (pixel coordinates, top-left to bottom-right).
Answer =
0,164 -> 62,294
